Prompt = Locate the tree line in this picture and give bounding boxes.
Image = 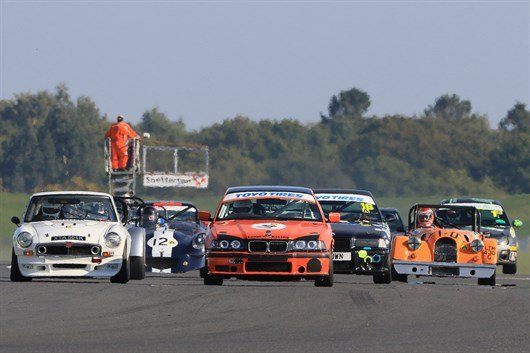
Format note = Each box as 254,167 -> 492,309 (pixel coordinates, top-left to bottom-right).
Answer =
1,85 -> 528,197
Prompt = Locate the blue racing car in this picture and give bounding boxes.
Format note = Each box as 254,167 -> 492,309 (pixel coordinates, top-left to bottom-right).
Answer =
132,201 -> 206,273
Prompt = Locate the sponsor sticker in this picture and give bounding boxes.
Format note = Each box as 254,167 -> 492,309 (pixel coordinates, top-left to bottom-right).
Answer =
250,223 -> 287,230
449,203 -> 503,212
315,193 -> 375,205
223,191 -> 315,202
51,235 -> 86,241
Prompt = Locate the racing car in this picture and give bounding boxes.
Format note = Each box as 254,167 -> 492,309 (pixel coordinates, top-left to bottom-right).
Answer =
441,198 -> 522,274
391,204 -> 498,285
314,189 -> 393,283
200,186 -> 337,286
10,191 -> 146,283
128,201 -> 206,273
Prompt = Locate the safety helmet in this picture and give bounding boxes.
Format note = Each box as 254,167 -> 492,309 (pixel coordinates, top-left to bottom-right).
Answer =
117,114 -> 124,122
418,208 -> 434,227
142,206 -> 158,228
41,202 -> 61,219
232,200 -> 253,214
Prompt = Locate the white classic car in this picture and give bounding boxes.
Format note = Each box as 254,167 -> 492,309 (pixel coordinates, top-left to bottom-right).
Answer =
10,191 -> 146,283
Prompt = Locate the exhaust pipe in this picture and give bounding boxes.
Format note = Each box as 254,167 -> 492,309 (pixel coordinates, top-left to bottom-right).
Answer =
90,246 -> 100,255
37,245 -> 47,255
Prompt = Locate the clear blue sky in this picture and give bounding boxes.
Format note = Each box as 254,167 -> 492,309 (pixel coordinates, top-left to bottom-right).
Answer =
1,1 -> 529,129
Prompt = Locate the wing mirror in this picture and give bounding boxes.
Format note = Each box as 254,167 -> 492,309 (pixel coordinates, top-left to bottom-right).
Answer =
328,212 -> 341,223
513,219 -> 523,228
11,216 -> 21,226
385,214 -> 398,222
198,211 -> 212,222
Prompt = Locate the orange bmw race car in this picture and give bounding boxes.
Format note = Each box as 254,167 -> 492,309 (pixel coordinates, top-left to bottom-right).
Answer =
391,204 -> 498,285
199,186 -> 338,287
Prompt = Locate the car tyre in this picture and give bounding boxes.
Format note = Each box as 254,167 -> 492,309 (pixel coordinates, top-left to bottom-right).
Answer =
315,259 -> 334,287
478,273 -> 496,286
10,248 -> 31,282
373,271 -> 392,284
130,242 -> 146,280
203,274 -> 223,285
130,256 -> 145,280
111,252 -> 130,284
502,263 -> 517,275
391,266 -> 407,283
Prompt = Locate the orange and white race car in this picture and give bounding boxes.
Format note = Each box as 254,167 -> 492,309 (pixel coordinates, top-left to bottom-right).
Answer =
199,186 -> 337,286
391,204 -> 498,285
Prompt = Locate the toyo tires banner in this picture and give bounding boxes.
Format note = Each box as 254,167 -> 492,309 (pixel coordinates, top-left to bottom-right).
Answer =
143,173 -> 209,188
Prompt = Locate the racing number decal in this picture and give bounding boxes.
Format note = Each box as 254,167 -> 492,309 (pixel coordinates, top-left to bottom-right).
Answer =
361,203 -> 374,213
152,237 -> 168,246
482,245 -> 496,260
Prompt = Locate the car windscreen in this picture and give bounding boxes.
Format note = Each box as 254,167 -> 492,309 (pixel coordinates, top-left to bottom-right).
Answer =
441,203 -> 509,228
381,210 -> 403,232
477,209 -> 509,228
217,197 -> 322,221
25,195 -> 117,222
434,208 -> 475,229
319,200 -> 382,223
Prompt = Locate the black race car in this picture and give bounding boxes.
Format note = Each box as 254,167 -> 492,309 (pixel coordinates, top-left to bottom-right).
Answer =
314,189 -> 393,284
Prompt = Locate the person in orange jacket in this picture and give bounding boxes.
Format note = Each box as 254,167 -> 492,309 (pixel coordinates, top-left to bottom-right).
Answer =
105,115 -> 139,171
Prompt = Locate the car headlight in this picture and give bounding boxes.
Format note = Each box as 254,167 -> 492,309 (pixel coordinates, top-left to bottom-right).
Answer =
104,232 -> 121,248
294,240 -> 306,250
498,236 -> 508,246
470,239 -> 484,252
407,236 -> 421,251
291,239 -> 326,251
230,240 -> 242,249
354,238 -> 388,248
208,238 -> 243,250
192,234 -> 205,250
16,232 -> 33,248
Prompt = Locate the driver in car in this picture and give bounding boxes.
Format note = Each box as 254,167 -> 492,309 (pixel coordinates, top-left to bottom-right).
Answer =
418,208 -> 435,228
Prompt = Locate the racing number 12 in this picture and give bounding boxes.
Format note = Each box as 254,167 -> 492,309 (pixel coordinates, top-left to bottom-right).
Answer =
153,237 -> 168,246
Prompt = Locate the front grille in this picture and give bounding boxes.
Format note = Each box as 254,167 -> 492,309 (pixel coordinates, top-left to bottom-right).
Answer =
248,241 -> 288,253
353,238 -> 377,248
248,241 -> 268,252
334,238 -> 351,251
245,262 -> 291,272
269,241 -> 288,252
434,238 -> 457,263
52,264 -> 87,269
38,244 -> 99,256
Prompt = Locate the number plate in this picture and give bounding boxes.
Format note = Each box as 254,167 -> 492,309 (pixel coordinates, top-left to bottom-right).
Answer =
51,235 -> 86,241
333,252 -> 351,261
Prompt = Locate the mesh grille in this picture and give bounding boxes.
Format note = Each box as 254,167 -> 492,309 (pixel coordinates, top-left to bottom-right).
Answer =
434,238 -> 457,263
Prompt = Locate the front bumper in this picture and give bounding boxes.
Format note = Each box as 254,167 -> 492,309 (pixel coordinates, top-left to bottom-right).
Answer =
206,251 -> 331,278
393,260 -> 496,279
16,255 -> 123,277
146,253 -> 205,273
496,244 -> 517,264
333,248 -> 390,274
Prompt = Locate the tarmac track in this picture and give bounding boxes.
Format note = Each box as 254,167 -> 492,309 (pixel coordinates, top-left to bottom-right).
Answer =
1,264 -> 529,353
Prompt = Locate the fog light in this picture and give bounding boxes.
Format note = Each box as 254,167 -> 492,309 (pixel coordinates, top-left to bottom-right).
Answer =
182,261 -> 189,266
24,250 -> 34,256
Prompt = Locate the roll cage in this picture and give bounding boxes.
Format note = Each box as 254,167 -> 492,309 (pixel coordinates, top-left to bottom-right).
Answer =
408,204 -> 481,233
